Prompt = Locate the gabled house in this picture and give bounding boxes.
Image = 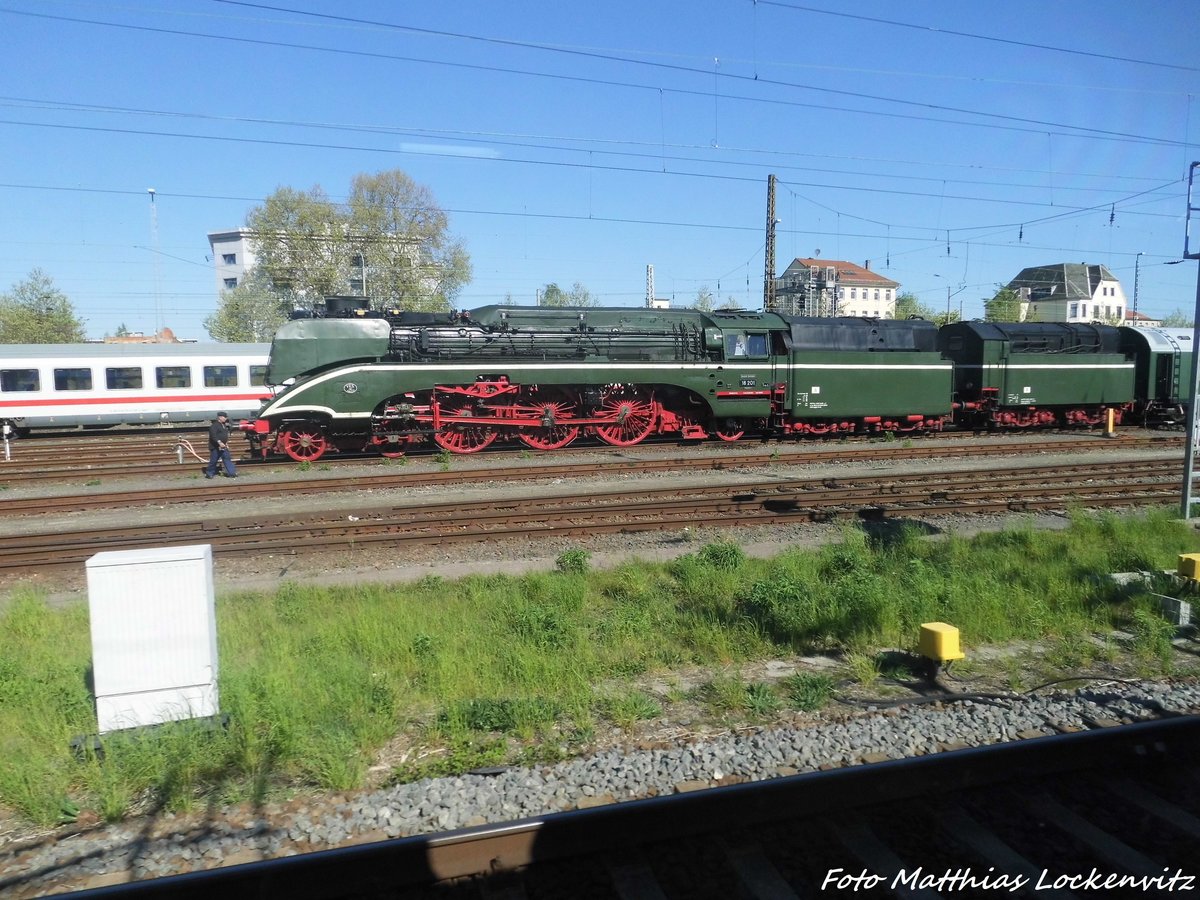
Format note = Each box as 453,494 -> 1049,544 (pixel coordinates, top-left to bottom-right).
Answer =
773,258 -> 899,318
1006,263 -> 1126,324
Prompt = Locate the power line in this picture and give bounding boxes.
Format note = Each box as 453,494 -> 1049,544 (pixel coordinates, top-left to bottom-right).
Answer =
757,1 -> 1200,74
0,119 -> 1183,228
0,6 -> 1189,149
212,0 -> 1191,146
0,94 -> 1178,196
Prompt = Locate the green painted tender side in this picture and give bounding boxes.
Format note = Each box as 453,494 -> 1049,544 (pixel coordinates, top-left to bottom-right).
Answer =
939,322 -> 1135,409
782,317 -> 952,420
786,350 -> 953,417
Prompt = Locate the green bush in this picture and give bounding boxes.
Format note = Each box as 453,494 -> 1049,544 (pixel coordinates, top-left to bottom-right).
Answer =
556,548 -> 591,574
698,540 -> 746,571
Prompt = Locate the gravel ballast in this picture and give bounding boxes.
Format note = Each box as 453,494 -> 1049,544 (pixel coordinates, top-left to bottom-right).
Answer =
4,679 -> 1198,896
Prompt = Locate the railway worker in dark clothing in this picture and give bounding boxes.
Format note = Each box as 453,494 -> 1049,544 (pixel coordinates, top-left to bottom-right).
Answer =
205,412 -> 238,479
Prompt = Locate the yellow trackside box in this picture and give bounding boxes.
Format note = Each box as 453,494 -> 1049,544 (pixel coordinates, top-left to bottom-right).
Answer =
918,622 -> 965,663
1178,554 -> 1200,581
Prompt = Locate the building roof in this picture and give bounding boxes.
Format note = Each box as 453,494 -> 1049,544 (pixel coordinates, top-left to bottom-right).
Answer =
104,327 -> 181,344
1006,263 -> 1116,302
781,258 -> 899,288
1125,310 -> 1159,323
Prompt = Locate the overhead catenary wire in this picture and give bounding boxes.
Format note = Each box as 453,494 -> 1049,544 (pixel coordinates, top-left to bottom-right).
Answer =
1,6 -> 1191,151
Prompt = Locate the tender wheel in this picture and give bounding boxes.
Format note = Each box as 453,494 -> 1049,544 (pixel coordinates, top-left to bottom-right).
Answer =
433,400 -> 497,454
593,387 -> 656,447
518,389 -> 581,451
279,427 -> 328,462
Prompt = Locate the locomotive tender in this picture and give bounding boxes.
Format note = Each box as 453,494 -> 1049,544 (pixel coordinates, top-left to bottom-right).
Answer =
240,297 -> 1194,462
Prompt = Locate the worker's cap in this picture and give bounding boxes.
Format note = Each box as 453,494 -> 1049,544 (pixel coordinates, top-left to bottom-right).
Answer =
217,411 -> 228,418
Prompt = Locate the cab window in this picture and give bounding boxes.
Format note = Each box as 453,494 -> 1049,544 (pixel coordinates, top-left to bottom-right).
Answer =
725,332 -> 768,357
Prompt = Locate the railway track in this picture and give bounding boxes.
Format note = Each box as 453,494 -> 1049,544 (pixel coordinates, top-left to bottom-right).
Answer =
0,432 -> 1182,485
0,435 -> 1184,506
0,459 -> 1183,571
63,715 -> 1200,899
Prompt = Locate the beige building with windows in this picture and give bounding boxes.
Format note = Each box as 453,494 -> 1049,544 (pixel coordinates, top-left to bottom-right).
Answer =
773,258 -> 899,318
1006,263 -> 1127,324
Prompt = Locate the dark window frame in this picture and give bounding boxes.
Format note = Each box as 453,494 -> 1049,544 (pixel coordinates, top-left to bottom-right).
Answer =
105,366 -> 144,390
156,366 -> 192,389
0,368 -> 40,392
54,368 -> 93,391
203,365 -> 238,388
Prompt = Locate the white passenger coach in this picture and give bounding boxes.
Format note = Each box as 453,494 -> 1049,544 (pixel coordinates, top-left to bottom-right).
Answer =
0,343 -> 272,433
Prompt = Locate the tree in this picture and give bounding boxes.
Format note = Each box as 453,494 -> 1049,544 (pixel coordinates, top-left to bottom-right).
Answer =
538,282 -> 599,307
245,169 -> 471,313
1161,309 -> 1194,328
539,283 -> 566,306
0,268 -> 86,343
567,282 -> 598,306
984,287 -> 1023,322
892,291 -> 936,320
693,286 -> 715,312
346,170 -> 470,311
204,269 -> 292,342
111,323 -> 131,338
247,185 -> 346,305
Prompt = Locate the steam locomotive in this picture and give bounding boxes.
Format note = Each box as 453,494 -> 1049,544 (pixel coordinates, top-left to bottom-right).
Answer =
239,296 -> 1194,462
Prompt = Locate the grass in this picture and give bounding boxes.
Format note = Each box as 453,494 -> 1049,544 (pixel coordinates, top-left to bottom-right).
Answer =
1,508 -> 1197,826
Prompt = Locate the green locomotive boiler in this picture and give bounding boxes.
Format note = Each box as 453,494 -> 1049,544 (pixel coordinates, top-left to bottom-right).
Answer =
243,299 -> 953,461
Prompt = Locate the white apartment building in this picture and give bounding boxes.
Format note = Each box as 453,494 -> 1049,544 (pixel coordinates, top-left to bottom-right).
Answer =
773,258 -> 899,318
1007,263 -> 1127,324
207,229 -> 257,294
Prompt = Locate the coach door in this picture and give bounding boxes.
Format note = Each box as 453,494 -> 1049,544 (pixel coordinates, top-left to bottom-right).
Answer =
1157,333 -> 1184,404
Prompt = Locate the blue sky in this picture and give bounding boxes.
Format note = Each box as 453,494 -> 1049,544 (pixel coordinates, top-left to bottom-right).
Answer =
1,0 -> 1197,340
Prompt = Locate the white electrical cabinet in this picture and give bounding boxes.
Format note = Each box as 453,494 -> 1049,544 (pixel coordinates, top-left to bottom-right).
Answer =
85,544 -> 219,734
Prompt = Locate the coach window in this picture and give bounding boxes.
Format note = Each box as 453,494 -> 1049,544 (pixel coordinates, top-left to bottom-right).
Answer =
0,368 -> 39,391
204,365 -> 238,387
54,368 -> 92,391
106,367 -> 143,389
249,365 -> 268,386
156,366 -> 191,389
